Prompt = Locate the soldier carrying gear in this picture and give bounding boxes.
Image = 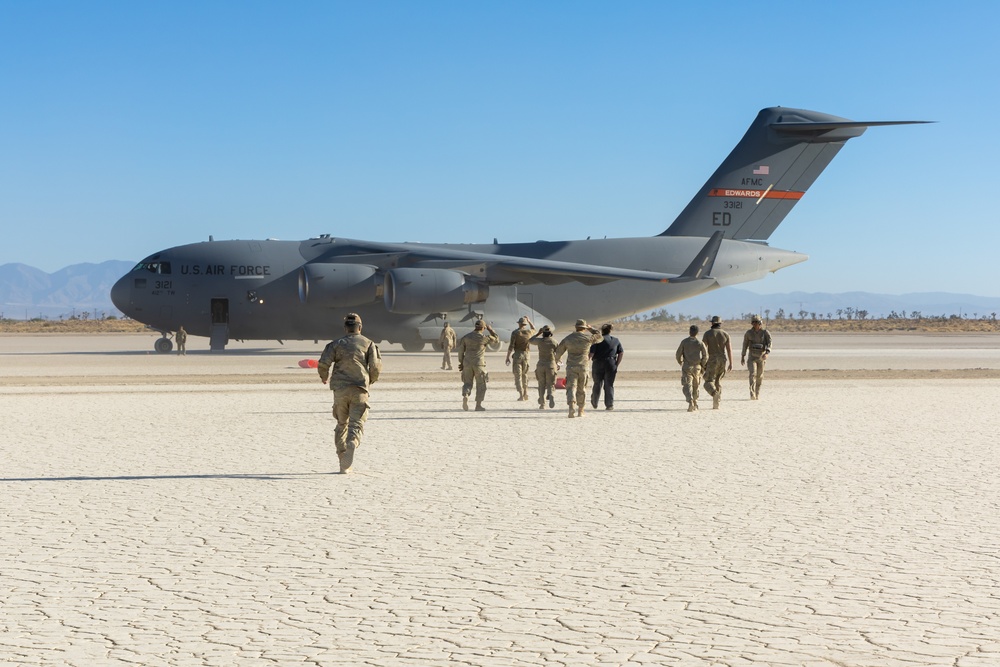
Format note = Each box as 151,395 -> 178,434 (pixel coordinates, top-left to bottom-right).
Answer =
741,315 -> 772,400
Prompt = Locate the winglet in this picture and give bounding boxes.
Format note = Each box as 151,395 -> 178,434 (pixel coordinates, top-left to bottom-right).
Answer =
676,231 -> 724,281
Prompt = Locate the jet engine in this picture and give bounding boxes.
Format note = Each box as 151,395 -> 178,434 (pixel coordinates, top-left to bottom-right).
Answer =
383,268 -> 489,314
298,263 -> 381,307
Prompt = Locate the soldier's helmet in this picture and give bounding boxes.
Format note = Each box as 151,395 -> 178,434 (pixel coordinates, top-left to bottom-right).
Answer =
751,315 -> 762,323
474,319 -> 485,329
711,315 -> 723,324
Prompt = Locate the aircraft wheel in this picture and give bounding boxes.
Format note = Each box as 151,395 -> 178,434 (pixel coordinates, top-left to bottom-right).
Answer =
154,337 -> 174,354
401,341 -> 426,353
487,341 -> 501,352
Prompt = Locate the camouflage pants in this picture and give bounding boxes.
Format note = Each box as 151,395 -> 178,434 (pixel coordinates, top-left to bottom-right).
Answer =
681,363 -> 703,403
461,365 -> 489,402
535,364 -> 556,405
564,367 -> 590,408
703,356 -> 727,398
332,385 -> 370,470
748,356 -> 766,397
511,350 -> 530,395
441,347 -> 453,369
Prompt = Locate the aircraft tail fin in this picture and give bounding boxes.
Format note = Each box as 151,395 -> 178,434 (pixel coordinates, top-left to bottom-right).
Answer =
660,107 -> 929,240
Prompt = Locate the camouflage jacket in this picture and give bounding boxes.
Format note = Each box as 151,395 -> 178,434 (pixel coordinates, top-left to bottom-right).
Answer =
458,329 -> 499,368
439,327 -> 457,350
742,328 -> 772,359
676,336 -> 708,367
318,333 -> 382,391
529,334 -> 559,367
508,327 -> 535,355
555,330 -> 603,372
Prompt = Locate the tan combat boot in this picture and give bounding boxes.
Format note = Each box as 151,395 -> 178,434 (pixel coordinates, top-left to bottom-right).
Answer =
568,405 -> 576,418
475,402 -> 486,411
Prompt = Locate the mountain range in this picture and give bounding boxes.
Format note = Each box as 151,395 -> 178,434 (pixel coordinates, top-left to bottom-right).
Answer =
2,261 -> 999,321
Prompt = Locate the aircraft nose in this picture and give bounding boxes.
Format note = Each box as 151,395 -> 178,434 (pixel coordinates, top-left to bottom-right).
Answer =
110,275 -> 130,313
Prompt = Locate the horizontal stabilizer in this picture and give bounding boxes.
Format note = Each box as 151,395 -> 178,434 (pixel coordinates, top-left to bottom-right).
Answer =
676,231 -> 723,281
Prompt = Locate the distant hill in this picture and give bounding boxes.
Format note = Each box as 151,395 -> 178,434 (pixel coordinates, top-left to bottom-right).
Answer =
0,261 -> 133,319
2,261 -> 999,322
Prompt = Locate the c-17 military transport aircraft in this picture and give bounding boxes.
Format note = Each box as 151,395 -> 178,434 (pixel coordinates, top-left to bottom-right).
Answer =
111,107 -> 926,353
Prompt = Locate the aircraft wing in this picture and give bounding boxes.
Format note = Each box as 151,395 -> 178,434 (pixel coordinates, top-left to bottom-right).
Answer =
341,232 -> 724,286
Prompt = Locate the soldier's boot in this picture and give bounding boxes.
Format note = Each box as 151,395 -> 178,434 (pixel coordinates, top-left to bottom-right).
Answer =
687,401 -> 696,412
463,396 -> 469,411
577,405 -> 585,418
693,399 -> 699,411
548,394 -> 555,408
568,404 -> 576,418
713,393 -> 721,410
475,401 -> 486,411
339,445 -> 355,474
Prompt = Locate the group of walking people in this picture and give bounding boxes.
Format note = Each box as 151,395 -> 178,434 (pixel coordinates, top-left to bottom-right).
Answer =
674,314 -> 772,411
439,313 -> 769,416
439,316 -> 624,417
315,311 -> 770,473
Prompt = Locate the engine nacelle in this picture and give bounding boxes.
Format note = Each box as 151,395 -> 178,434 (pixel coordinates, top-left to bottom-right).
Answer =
298,263 -> 381,307
384,268 -> 489,314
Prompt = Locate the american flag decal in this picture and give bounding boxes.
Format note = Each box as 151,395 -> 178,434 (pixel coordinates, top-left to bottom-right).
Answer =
753,165 -> 770,175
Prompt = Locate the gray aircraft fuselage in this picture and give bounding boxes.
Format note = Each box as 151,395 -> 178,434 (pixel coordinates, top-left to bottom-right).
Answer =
111,106 -> 926,351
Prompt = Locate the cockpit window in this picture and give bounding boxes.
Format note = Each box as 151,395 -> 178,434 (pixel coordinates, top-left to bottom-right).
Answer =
132,261 -> 171,275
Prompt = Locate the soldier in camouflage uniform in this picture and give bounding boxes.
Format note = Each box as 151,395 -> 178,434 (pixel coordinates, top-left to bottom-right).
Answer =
702,315 -> 733,410
676,324 -> 708,412
505,315 -> 535,401
457,319 -> 500,411
175,326 -> 187,355
317,313 -> 382,474
555,319 -> 603,418
529,325 -> 559,409
741,315 -> 772,400
438,322 -> 456,370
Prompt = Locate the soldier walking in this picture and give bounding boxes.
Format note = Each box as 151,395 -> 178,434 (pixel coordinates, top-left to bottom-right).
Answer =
505,315 -> 535,400
555,319 -> 603,418
317,313 -> 382,474
702,316 -> 733,409
589,323 -> 624,410
458,319 -> 500,411
438,321 -> 456,370
529,325 -> 559,409
741,314 -> 772,400
676,324 -> 708,412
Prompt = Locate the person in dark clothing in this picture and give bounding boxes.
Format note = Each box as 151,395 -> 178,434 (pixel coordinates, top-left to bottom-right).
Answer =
589,323 -> 624,410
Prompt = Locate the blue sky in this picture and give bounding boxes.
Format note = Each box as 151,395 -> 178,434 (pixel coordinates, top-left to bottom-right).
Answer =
1,1 -> 997,295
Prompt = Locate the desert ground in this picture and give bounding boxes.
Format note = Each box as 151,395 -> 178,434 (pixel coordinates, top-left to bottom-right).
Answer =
2,331 -> 1000,666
